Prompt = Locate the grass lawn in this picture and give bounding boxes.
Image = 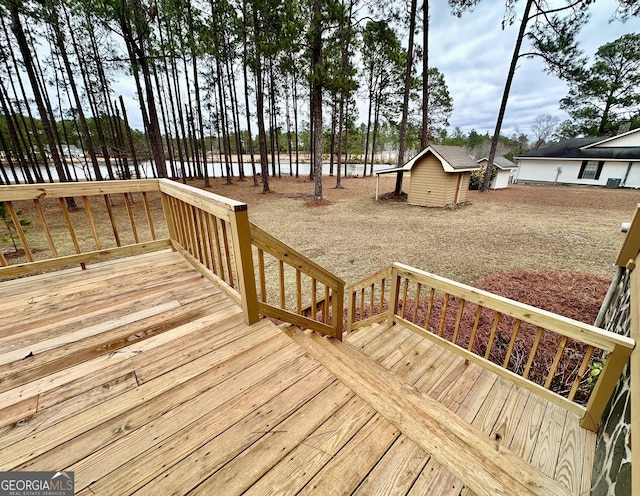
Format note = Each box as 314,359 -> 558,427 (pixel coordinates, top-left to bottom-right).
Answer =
196,175 -> 637,286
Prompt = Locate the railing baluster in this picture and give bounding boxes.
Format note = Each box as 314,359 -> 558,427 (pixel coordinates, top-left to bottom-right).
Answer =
123,193 -> 139,243
221,220 -> 234,288
568,345 -> 594,401
380,278 -> 386,311
279,260 -> 285,308
412,283 -> 422,323
438,293 -> 449,337
324,285 -> 330,324
6,201 -> 33,261
34,199 -> 58,257
296,269 -> 302,314
545,336 -> 568,389
523,327 -> 544,379
212,215 -> 224,277
502,320 -> 522,368
452,299 -> 465,345
82,196 -> 102,250
467,305 -> 483,352
425,288 -> 435,329
0,247 -> 7,266
258,248 -> 266,302
192,206 -> 204,263
484,312 -> 502,359
200,211 -> 212,270
103,195 -> 121,247
311,279 -> 317,316
59,197 -> 82,255
401,278 -> 409,319
142,192 -> 156,240
369,282 -> 375,318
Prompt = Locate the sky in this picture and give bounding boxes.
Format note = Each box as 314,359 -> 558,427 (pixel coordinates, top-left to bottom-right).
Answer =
112,0 -> 636,140
427,0 -> 636,138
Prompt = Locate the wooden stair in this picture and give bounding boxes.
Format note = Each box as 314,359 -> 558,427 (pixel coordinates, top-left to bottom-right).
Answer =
283,324 -> 574,496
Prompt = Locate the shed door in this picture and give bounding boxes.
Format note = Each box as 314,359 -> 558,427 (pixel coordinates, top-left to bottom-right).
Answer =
454,174 -> 463,203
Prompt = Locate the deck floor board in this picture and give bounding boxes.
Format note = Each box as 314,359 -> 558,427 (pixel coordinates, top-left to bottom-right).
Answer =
0,251 -> 595,495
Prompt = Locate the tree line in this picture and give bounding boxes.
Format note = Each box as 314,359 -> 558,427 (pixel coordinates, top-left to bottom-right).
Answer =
0,0 -> 637,196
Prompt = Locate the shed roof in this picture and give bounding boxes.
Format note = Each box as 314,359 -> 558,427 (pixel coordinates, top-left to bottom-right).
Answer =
375,145 -> 480,175
477,156 -> 517,170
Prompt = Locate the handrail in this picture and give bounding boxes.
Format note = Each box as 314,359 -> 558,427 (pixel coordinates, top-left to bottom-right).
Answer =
0,180 -> 169,278
346,265 -> 393,332
250,222 -> 345,340
347,261 -> 635,431
157,180 -> 259,325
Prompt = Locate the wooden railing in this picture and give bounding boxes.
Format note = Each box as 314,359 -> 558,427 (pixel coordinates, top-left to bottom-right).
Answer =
157,179 -> 259,325
250,223 -> 345,340
347,262 -> 635,431
0,179 -> 344,339
0,180 -> 170,279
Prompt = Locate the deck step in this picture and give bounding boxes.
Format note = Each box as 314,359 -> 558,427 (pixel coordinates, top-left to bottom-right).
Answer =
283,325 -> 573,496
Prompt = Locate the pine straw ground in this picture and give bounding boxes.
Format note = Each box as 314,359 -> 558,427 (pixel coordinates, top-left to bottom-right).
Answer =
349,271 -> 610,404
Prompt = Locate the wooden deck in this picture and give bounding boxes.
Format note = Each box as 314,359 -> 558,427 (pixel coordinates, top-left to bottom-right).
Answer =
0,251 -> 595,495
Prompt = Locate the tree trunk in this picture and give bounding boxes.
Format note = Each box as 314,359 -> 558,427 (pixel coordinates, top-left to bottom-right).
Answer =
395,0 -> 417,194
421,0 -> 429,148
481,0 -> 533,193
310,0 -> 323,200
54,4 -> 103,181
8,1 -> 70,190
242,0 -> 258,186
252,7 -> 270,192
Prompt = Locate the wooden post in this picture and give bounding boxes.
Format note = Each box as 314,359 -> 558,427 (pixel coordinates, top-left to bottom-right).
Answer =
160,192 -> 178,249
346,288 -> 355,334
332,281 -> 345,341
228,205 -> 260,325
386,265 -> 400,329
630,259 -> 639,496
581,342 -> 633,431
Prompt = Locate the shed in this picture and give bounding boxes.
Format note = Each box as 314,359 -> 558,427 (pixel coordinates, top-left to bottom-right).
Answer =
375,145 -> 480,207
477,156 -> 517,189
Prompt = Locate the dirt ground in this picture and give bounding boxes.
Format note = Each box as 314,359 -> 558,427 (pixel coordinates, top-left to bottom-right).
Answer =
193,175 -> 637,287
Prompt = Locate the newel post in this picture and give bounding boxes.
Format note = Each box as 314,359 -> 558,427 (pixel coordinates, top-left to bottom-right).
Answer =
580,342 -> 633,431
387,265 -> 400,329
229,204 -> 260,325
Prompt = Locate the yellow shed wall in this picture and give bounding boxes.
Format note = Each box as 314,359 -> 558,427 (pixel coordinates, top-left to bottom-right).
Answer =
407,155 -> 470,207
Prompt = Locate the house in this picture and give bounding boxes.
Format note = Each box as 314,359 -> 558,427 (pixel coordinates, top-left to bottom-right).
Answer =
375,145 -> 480,207
514,128 -> 640,187
476,156 -> 517,189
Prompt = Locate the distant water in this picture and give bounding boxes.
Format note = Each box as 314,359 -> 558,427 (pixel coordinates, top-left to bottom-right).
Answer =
3,160 -> 395,183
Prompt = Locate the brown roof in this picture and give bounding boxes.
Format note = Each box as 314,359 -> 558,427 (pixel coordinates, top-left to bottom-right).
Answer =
402,145 -> 480,173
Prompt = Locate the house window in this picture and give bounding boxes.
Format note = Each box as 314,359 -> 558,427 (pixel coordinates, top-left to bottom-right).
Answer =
578,160 -> 604,180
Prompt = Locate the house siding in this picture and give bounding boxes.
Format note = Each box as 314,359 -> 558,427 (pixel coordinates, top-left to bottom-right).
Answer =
515,159 -> 637,187
594,132 -> 639,147
622,162 -> 640,188
491,170 -> 511,189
